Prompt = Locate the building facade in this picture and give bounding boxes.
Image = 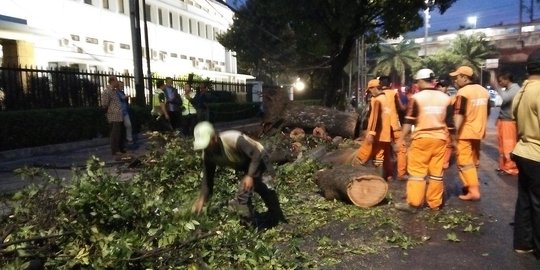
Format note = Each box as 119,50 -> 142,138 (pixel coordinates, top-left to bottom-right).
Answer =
0,0 -> 253,83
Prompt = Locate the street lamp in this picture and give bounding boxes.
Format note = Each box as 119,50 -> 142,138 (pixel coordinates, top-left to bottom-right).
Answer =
288,78 -> 305,101
467,16 -> 477,29
423,0 -> 433,56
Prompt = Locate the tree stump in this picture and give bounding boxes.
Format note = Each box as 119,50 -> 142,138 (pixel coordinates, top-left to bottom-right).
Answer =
314,166 -> 387,208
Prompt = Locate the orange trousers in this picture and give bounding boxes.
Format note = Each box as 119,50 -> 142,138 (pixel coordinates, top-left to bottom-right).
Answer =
356,140 -> 392,176
497,120 -> 518,175
392,130 -> 408,178
456,139 -> 481,189
406,138 -> 446,209
443,135 -> 453,169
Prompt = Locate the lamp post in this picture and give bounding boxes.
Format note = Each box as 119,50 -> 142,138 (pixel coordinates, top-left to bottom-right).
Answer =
423,0 -> 433,57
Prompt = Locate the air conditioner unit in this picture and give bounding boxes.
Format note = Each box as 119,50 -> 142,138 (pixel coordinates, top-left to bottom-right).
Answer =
209,62 -> 215,69
103,42 -> 114,54
59,38 -> 70,47
151,50 -> 158,60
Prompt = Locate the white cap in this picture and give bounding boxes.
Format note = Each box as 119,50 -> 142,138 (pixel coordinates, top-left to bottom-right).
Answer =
193,121 -> 215,150
414,68 -> 435,80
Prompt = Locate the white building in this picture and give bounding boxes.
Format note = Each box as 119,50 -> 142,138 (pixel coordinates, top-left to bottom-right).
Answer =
0,0 -> 253,83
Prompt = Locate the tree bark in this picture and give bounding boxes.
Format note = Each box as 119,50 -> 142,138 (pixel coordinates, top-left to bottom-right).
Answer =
314,166 -> 387,208
282,104 -> 358,138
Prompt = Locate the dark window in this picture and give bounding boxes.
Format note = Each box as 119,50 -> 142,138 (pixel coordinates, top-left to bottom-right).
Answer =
169,12 -> 173,28
84,0 -> 92,5
119,43 -> 130,49
171,53 -> 178,58
71,34 -> 80,41
181,55 -> 188,59
158,9 -> 163,25
144,4 -> 151,22
103,0 -> 109,9
179,16 -> 184,31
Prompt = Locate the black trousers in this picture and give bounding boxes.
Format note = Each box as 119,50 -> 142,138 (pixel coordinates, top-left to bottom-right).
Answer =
181,114 -> 197,136
110,121 -> 125,155
512,154 -> 540,254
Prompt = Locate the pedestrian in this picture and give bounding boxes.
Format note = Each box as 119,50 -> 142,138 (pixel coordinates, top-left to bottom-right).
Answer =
394,69 -> 452,213
379,76 -> 408,181
163,77 -> 183,132
193,82 -> 211,122
353,79 -> 392,179
191,121 -> 287,228
450,66 -> 490,201
181,83 -> 198,136
489,70 -> 520,176
436,79 -> 456,170
117,81 -> 134,145
101,75 -> 125,160
510,48 -> 540,257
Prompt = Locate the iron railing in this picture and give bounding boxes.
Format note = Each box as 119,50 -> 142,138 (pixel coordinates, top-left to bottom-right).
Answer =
0,65 -> 250,111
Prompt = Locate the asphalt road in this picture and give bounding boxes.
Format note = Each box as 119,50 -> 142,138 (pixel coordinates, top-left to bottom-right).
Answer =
0,113 -> 539,269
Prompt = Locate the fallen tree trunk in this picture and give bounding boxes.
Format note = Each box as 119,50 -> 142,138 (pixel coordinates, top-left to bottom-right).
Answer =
282,104 -> 359,138
314,166 -> 387,208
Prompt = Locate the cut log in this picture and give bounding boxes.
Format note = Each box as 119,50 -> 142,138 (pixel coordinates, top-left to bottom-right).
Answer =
282,104 -> 359,138
314,166 -> 387,208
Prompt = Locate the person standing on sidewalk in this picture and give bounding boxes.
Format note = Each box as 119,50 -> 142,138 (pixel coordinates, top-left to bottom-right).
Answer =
101,75 -> 125,159
394,69 -> 452,212
511,48 -> 540,257
353,79 -> 392,179
489,70 -> 520,176
163,77 -> 183,132
450,66 -> 489,201
191,121 -> 286,228
117,81 -> 134,145
379,76 -> 408,181
181,83 -> 198,136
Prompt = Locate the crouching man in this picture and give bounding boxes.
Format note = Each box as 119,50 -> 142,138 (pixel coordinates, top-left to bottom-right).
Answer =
191,121 -> 286,228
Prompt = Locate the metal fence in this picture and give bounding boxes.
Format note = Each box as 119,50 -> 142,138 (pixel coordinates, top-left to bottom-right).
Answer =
0,65 -> 250,111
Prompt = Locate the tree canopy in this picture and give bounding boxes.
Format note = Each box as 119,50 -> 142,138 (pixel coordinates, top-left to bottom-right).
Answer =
219,0 -> 457,107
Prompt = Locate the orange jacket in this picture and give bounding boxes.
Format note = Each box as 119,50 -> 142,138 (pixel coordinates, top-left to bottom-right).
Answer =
454,84 -> 489,139
382,89 -> 402,131
366,93 -> 392,142
405,89 -> 451,141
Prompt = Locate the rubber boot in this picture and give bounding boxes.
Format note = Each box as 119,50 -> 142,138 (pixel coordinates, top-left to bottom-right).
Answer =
459,185 -> 481,201
259,189 -> 287,227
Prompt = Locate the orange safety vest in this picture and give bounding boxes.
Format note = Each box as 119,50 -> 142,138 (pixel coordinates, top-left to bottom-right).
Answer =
366,93 -> 392,142
405,89 -> 451,141
454,84 -> 489,139
382,88 -> 402,131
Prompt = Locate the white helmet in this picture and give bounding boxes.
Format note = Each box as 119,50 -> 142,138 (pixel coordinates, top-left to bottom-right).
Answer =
414,68 -> 435,81
193,121 -> 215,150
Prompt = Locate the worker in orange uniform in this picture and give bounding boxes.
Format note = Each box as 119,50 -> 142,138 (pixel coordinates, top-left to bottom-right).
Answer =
353,79 -> 392,179
436,79 -> 456,170
379,76 -> 408,181
394,69 -> 452,212
450,66 -> 489,201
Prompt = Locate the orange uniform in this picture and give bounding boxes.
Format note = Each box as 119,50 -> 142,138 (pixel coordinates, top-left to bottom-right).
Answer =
404,89 -> 451,209
443,95 -> 456,169
453,83 -> 489,198
382,89 -> 408,179
356,92 -> 391,168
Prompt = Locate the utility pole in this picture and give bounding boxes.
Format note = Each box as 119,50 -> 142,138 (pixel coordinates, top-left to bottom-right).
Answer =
142,0 -> 152,103
519,0 -> 524,48
129,0 -> 145,106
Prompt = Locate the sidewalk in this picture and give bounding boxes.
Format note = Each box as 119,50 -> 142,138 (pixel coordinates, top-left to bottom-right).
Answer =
0,118 -> 261,194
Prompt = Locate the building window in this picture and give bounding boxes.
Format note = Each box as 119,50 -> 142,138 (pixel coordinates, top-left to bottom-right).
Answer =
206,25 -> 211,39
144,4 -> 151,22
171,53 -> 178,58
71,34 -> 80,41
169,12 -> 173,28
119,43 -> 130,50
197,22 -> 202,37
118,0 -> 124,14
102,0 -> 109,9
158,9 -> 163,25
84,0 -> 92,5
188,19 -> 193,34
180,55 -> 187,59
179,16 -> 184,31
86,37 -> 99,44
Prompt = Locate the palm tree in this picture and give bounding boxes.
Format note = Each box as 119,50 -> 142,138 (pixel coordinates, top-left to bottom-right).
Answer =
372,39 -> 421,85
449,32 -> 498,74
